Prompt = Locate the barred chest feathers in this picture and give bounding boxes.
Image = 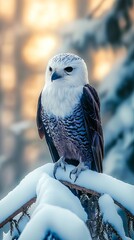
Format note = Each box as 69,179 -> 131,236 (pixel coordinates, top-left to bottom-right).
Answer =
41,83 -> 83,118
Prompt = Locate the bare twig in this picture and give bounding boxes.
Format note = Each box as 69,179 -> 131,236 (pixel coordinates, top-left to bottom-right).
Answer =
0,197 -> 36,229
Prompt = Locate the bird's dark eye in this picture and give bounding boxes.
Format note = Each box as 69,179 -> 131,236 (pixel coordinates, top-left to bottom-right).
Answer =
49,66 -> 52,72
64,67 -> 73,73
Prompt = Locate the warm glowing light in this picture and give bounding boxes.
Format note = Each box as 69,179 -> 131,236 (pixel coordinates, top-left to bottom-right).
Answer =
91,48 -> 116,81
94,62 -> 111,81
22,34 -> 58,67
21,74 -> 44,119
91,48 -> 126,81
22,0 -> 75,30
88,0 -> 115,17
2,43 -> 14,57
0,0 -> 16,21
1,64 -> 16,91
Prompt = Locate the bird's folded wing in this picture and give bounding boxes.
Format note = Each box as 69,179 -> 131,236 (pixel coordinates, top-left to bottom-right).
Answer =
36,93 -> 59,163
81,84 -> 104,173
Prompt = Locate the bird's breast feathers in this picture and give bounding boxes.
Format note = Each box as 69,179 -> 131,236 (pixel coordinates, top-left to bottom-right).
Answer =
41,84 -> 83,118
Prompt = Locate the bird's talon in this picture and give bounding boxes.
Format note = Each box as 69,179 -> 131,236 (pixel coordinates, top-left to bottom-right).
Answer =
69,169 -> 77,180
61,162 -> 66,171
69,163 -> 88,182
74,176 -> 78,183
53,156 -> 66,178
53,169 -> 57,179
69,172 -> 72,179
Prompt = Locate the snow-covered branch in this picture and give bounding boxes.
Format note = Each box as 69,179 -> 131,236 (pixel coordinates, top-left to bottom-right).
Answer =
0,163 -> 134,239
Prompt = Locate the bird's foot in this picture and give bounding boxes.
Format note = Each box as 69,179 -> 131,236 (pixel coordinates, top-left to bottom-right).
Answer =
69,162 -> 88,182
53,156 -> 66,179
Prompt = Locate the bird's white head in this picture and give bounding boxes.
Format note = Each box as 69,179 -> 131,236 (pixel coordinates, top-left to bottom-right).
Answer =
45,53 -> 88,88
42,53 -> 88,117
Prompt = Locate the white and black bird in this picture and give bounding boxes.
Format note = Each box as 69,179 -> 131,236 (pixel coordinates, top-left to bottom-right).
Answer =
37,53 -> 104,181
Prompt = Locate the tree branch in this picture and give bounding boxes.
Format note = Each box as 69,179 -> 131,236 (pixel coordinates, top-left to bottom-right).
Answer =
61,181 -> 134,219
0,197 -> 36,229
0,180 -> 133,229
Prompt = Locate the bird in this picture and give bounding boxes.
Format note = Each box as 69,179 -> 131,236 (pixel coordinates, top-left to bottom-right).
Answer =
36,53 -> 104,181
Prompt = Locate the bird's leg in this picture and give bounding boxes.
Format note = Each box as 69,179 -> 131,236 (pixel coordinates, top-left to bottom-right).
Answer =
69,161 -> 90,182
53,156 -> 66,179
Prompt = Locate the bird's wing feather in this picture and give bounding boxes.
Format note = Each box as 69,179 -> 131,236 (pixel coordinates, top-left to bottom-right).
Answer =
81,84 -> 104,173
36,93 -> 59,163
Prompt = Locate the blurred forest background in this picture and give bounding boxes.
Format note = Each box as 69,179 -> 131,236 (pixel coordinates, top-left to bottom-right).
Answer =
0,0 -> 134,199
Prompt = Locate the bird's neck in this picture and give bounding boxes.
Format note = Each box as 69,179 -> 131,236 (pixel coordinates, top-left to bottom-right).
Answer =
41,84 -> 83,118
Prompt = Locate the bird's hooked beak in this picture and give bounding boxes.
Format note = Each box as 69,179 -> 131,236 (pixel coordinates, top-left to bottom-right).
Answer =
51,71 -> 62,81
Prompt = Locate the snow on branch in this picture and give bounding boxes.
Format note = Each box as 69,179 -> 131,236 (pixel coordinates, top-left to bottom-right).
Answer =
56,165 -> 134,216
0,163 -> 134,239
99,194 -> 131,240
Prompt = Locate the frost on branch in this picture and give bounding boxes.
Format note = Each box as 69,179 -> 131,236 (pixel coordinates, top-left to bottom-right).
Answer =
0,163 -> 134,240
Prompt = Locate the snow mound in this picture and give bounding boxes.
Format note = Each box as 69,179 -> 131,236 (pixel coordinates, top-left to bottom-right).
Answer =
19,204 -> 91,240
